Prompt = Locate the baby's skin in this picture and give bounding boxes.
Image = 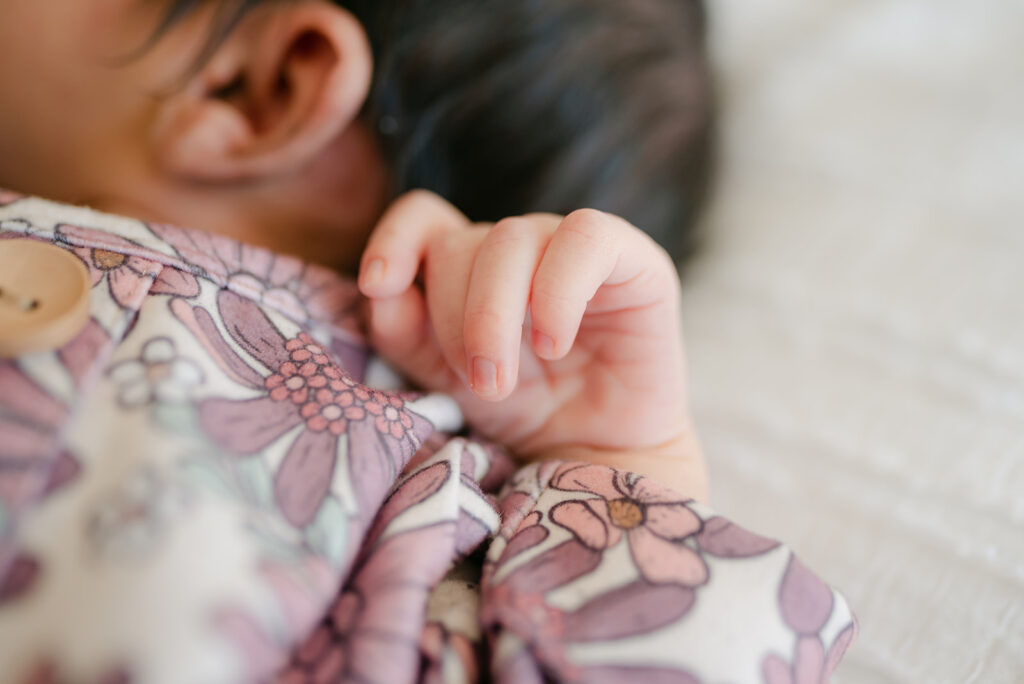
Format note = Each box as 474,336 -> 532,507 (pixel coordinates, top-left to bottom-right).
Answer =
0,0 -> 708,502
360,191 -> 709,501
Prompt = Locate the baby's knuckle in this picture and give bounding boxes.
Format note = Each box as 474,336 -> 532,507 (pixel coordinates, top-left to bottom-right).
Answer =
531,283 -> 577,317
560,208 -> 619,245
400,188 -> 442,209
463,307 -> 504,337
488,216 -> 532,243
564,207 -> 607,226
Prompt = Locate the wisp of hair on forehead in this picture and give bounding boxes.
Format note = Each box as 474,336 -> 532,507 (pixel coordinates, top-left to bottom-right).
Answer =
155,0 -> 715,264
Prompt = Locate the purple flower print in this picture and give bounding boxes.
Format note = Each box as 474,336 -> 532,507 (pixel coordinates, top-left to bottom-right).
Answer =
172,289 -> 432,527
486,497 -> 706,683
0,363 -> 69,481
148,222 -> 364,336
488,554 -> 702,683
695,515 -> 780,558
0,319 -> 103,509
762,554 -> 858,684
0,319 -> 103,587
493,510 -> 548,567
216,555 -> 336,683
490,460 -> 563,545
280,525 -> 457,684
277,461 -> 457,684
549,463 -> 708,587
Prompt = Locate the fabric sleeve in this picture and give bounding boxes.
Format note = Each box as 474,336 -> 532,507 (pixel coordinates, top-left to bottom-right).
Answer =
481,461 -> 857,684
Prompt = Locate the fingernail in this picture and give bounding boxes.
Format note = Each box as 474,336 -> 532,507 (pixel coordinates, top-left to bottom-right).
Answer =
533,330 -> 555,357
471,356 -> 498,396
361,258 -> 386,289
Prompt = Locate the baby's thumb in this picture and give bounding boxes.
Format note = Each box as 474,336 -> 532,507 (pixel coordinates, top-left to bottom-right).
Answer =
366,287 -> 457,394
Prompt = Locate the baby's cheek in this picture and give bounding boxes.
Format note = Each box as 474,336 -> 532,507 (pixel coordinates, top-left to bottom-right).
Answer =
0,0 -> 168,200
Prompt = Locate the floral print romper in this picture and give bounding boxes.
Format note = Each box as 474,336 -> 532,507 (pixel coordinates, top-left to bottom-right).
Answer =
0,191 -> 856,684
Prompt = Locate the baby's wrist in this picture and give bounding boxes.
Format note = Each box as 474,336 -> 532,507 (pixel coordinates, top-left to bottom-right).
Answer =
525,430 -> 709,504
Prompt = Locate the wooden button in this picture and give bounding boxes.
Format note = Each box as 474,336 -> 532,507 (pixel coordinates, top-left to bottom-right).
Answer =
0,239 -> 91,358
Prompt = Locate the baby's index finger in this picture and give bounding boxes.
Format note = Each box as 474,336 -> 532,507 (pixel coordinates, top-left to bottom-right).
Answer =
358,190 -> 470,299
462,215 -> 559,401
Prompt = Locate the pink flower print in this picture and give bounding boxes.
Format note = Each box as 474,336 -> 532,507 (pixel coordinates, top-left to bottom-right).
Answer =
264,335 -> 368,436
285,333 -> 332,366
300,389 -> 367,436
172,290 -> 432,527
56,224 -> 201,308
75,247 -> 160,309
550,463 -> 708,587
365,391 -> 416,440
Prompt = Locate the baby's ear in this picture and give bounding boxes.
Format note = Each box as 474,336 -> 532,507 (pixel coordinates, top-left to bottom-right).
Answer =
151,1 -> 371,182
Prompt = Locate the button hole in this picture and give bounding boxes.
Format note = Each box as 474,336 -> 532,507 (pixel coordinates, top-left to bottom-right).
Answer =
0,288 -> 38,311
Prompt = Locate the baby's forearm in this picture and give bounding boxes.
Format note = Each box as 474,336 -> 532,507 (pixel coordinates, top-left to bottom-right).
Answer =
524,428 -> 710,504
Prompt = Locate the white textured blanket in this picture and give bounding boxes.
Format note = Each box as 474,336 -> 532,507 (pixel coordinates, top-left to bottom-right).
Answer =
686,1 -> 1024,682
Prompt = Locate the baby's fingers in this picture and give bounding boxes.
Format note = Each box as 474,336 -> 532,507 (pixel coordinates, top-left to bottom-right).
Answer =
530,209 -> 677,360
366,287 -> 454,393
359,190 -> 471,298
462,215 -> 560,401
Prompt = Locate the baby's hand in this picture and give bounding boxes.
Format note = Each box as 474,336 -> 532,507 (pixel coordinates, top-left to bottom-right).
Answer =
358,191 -> 707,500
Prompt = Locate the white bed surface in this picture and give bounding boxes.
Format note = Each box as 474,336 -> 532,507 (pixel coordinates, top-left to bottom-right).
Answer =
685,1 -> 1024,682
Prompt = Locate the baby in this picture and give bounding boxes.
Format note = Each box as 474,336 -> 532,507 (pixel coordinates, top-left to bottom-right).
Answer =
0,2 -> 856,683
0,0 -> 713,498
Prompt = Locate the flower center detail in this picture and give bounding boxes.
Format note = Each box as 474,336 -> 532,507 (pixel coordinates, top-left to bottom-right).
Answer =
93,249 -> 127,271
607,498 -> 644,530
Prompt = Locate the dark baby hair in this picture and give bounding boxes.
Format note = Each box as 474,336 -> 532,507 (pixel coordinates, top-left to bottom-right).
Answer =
157,0 -> 714,262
